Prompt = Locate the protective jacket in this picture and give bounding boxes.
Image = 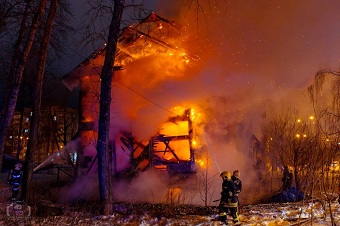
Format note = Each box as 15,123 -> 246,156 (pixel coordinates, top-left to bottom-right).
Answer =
220,179 -> 238,206
219,178 -> 239,223
232,175 -> 242,195
8,169 -> 23,187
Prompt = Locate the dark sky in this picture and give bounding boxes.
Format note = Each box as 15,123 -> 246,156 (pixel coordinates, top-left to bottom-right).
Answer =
62,1 -> 160,74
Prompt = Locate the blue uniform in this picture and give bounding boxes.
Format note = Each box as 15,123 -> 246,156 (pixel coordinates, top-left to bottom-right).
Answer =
8,169 -> 23,200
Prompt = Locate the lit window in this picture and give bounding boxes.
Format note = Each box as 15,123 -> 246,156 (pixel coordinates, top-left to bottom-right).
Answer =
53,116 -> 57,121
24,129 -> 29,133
25,118 -> 29,122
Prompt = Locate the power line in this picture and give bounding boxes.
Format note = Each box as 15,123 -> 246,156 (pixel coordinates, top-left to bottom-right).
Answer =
60,40 -> 179,117
113,78 -> 178,117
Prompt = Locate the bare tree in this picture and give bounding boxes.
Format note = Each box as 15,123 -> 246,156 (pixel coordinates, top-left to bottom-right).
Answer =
21,0 -> 58,205
0,1 -> 26,37
308,70 -> 340,150
196,147 -> 218,206
0,0 -> 48,172
261,108 -> 324,191
94,0 -> 125,215
308,70 -> 340,226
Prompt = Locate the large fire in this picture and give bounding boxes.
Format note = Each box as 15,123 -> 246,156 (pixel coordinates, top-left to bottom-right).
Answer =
59,13 -> 211,175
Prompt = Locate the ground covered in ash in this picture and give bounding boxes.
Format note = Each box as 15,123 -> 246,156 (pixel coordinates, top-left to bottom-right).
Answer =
1,173 -> 340,225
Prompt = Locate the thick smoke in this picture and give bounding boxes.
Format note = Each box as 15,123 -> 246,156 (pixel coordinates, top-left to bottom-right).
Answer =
111,0 -> 340,138
62,1 -> 340,205
109,0 -> 339,204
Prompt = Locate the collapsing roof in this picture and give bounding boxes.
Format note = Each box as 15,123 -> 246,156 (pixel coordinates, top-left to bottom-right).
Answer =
46,13 -> 199,176
62,12 -> 193,90
37,13 -> 280,181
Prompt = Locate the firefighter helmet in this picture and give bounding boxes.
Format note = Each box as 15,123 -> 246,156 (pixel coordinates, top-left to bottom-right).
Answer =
220,171 -> 231,180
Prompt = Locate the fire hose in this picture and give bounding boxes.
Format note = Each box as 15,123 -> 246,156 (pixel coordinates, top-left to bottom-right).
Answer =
203,131 -> 221,174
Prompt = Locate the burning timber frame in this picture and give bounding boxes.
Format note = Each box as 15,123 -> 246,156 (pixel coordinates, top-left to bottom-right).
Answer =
35,13 -> 284,181
52,13 -> 197,176
117,109 -> 196,175
77,108 -> 196,176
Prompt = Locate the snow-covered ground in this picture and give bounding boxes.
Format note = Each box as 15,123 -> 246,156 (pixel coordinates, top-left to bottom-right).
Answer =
1,200 -> 339,225
1,173 -> 339,225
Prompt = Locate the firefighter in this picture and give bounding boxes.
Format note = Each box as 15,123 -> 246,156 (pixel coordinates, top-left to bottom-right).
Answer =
219,171 -> 240,224
7,163 -> 23,201
232,170 -> 242,213
232,170 -> 242,195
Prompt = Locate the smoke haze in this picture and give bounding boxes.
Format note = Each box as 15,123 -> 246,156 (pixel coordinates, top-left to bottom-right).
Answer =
62,0 -> 340,205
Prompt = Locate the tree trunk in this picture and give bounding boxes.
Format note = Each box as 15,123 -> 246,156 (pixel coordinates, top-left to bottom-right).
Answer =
16,108 -> 24,160
97,0 -> 125,215
0,0 -> 47,172
21,0 -> 58,205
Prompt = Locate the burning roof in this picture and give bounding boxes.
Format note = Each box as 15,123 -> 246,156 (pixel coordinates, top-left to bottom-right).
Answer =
43,13 -> 202,176
62,12 -> 193,90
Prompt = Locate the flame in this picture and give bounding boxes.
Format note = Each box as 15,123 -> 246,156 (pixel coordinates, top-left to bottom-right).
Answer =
192,139 -> 197,147
65,14 -> 214,175
196,159 -> 206,167
155,165 -> 167,170
154,139 -> 191,161
83,117 -> 94,122
190,108 -> 201,121
171,106 -> 186,116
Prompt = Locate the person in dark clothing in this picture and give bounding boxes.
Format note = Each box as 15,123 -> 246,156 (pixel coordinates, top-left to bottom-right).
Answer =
232,170 -> 242,195
282,166 -> 293,191
232,170 -> 242,213
219,171 -> 239,224
7,163 -> 23,201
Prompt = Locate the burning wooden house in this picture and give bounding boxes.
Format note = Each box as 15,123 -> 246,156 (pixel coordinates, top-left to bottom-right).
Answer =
35,13 -> 199,176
